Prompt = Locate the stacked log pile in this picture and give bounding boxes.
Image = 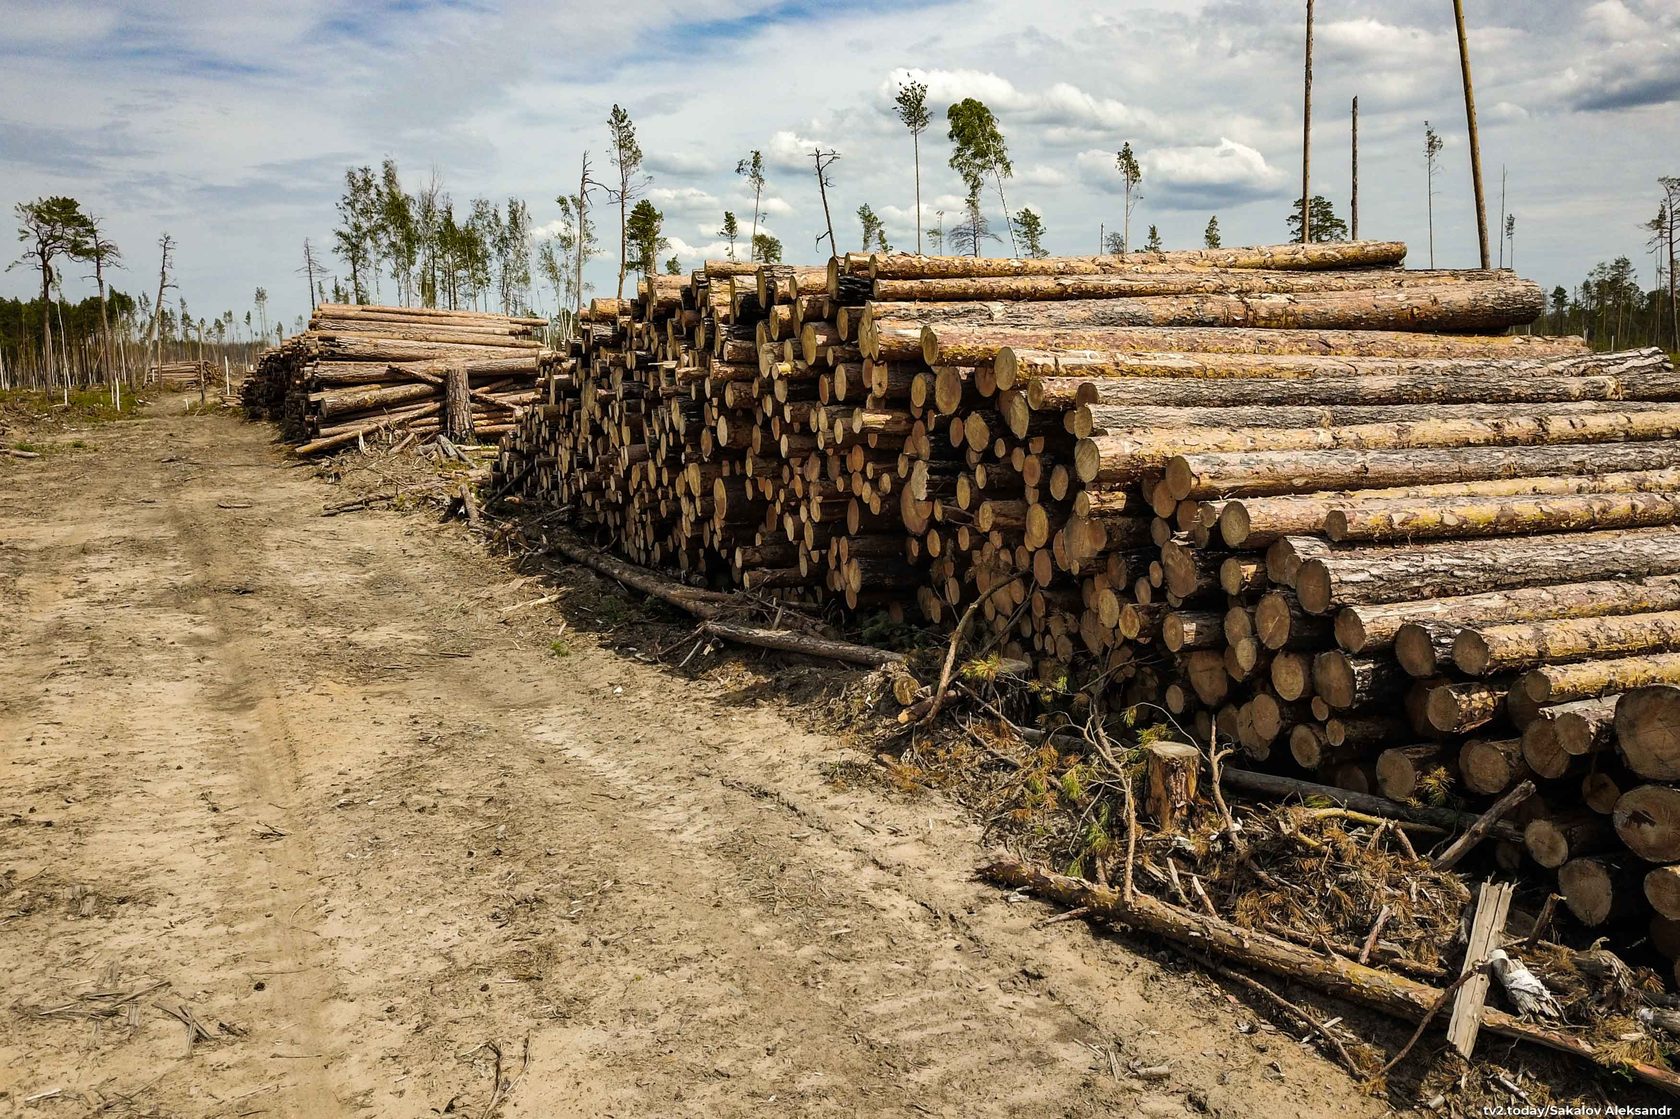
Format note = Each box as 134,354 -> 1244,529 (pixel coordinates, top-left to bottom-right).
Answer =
241,304 -> 548,455
488,240 -> 1680,974
149,359 -> 214,389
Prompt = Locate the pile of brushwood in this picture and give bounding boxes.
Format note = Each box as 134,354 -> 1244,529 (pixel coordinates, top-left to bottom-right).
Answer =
847,657 -> 1680,1105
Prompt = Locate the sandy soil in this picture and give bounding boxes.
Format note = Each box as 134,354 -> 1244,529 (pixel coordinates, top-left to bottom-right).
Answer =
0,398 -> 1385,1117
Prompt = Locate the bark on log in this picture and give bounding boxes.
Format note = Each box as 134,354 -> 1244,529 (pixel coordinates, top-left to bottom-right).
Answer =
873,268 -> 1494,303
1615,686 -> 1680,781
1375,743 -> 1450,801
1294,526 -> 1680,614
1007,345 -> 1664,393
1524,811 -> 1613,869
1454,610 -> 1680,676
1145,742 -> 1202,832
1459,737 -> 1530,796
1080,406 -> 1680,486
1328,490 -> 1680,544
1334,573 -> 1680,654
908,282 -> 1543,349
977,857 -> 1678,1093
870,241 -> 1409,280
1519,652 -> 1680,706
444,364 -> 474,443
1167,441 -> 1680,501
918,325 -> 1580,372
1074,398 -> 1632,439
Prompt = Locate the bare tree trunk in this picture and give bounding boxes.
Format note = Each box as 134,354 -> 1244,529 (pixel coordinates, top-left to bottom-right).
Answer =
995,168 -> 1018,257
1350,96 -> 1359,241
913,129 -> 922,256
1301,0 -> 1314,243
1454,0 -> 1491,269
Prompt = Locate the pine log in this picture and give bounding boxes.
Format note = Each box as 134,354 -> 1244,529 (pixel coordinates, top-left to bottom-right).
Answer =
1007,345 -> 1666,393
1615,784 -> 1680,863
911,283 -> 1544,356
874,268 -> 1497,303
1311,651 -> 1407,710
1423,679 -> 1508,734
1395,621 -> 1461,677
1519,719 -> 1573,780
1519,652 -> 1680,705
1167,441 -> 1680,501
922,325 -> 1580,373
1584,771 -> 1627,814
871,241 -> 1409,280
1220,471 -> 1680,550
1647,865 -> 1680,920
1073,399 -> 1632,440
1558,857 -> 1632,926
1080,406 -> 1680,486
444,364 -> 474,443
1294,527 -> 1680,614
1375,743 -> 1450,801
1454,610 -> 1680,676
1524,811 -> 1614,869
1459,737 -> 1531,796
1334,573 -> 1680,654
295,403 -> 441,456
1328,490 -> 1680,544
1615,686 -> 1680,781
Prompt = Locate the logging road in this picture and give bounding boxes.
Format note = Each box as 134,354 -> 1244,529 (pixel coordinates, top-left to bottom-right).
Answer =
0,399 -> 1381,1118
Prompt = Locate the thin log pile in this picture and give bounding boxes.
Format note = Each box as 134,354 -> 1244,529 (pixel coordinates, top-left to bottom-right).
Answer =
241,303 -> 549,455
493,242 -> 1680,972
149,359 -> 214,389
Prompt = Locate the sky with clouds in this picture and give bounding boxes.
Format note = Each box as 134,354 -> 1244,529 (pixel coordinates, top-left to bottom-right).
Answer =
2,0 -> 1677,329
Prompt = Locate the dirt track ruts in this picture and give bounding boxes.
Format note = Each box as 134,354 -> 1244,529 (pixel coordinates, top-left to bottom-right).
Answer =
0,399 -> 1379,1117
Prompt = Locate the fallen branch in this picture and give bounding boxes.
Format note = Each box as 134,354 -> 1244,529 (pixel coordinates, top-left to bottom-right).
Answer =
980,855 -> 1680,1096
1433,780 -> 1535,870
1220,767 -> 1525,845
548,534 -> 904,667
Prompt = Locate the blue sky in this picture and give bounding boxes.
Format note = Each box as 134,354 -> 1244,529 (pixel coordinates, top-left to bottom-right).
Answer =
2,0 -> 1677,330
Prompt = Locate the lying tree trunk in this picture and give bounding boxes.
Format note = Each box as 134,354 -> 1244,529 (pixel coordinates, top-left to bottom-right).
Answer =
1525,810 -> 1614,869
1423,679 -> 1509,735
870,241 -> 1410,280
1454,610 -> 1680,676
1294,526 -> 1680,614
1312,651 -> 1407,709
1167,441 -> 1680,501
917,324 -> 1580,371
1559,857 -> 1636,926
1395,620 -> 1461,676
978,857 -> 1679,1093
873,268 -> 1497,303
1615,784 -> 1680,863
1334,573 -> 1680,654
1080,407 -> 1680,486
1616,686 -> 1680,781
1218,470 -> 1680,549
1459,737 -> 1531,796
907,282 -> 1543,343
1004,345 -> 1663,393
1074,398 -> 1632,439
1376,743 -> 1451,801
1519,652 -> 1680,706
1648,865 -> 1680,920
295,403 -> 442,456
1328,490 -> 1680,544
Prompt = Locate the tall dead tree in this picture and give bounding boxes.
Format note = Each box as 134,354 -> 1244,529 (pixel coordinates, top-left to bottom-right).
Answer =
1301,0 -> 1314,243
143,233 -> 176,381
1454,0 -> 1491,269
1350,97 -> 1359,241
812,148 -> 840,257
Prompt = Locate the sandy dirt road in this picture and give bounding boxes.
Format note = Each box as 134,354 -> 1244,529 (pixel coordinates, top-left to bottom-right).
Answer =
0,400 -> 1381,1117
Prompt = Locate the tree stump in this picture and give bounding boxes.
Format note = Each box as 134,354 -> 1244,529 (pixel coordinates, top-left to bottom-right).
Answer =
444,362 -> 474,444
1145,741 -> 1201,833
